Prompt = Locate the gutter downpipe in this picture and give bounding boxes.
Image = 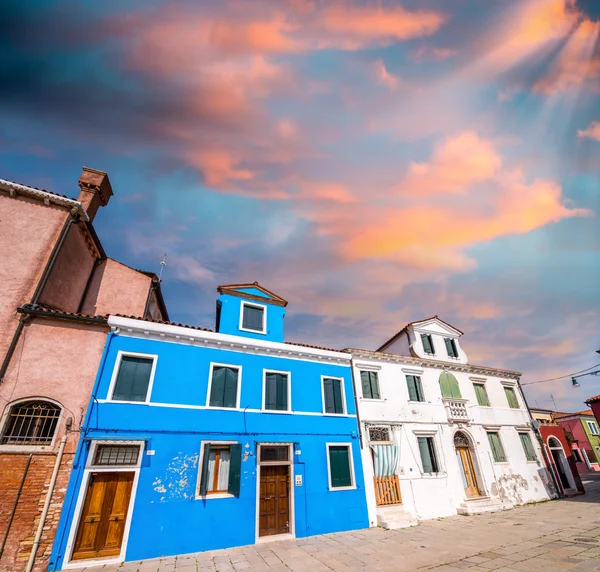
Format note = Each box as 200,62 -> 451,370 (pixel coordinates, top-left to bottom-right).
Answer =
516,377 -> 563,499
25,435 -> 67,572
0,215 -> 79,385
0,454 -> 33,558
349,358 -> 364,449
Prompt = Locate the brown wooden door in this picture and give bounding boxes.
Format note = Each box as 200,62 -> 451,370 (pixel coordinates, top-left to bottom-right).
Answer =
72,472 -> 134,560
457,447 -> 480,498
259,465 -> 289,537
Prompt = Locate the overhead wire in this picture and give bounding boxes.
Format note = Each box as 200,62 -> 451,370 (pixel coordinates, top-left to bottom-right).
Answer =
521,363 -> 600,386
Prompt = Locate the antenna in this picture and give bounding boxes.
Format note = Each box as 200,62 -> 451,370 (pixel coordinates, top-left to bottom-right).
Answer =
152,254 -> 167,281
550,394 -> 557,411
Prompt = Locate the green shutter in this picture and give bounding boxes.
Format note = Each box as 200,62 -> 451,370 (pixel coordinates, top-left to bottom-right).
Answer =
242,304 -> 264,331
421,334 -> 433,354
228,444 -> 242,495
276,374 -> 288,410
504,387 -> 519,408
265,372 -> 287,411
199,443 -> 211,495
439,373 -> 461,399
329,446 -> 351,487
407,376 -> 418,401
112,356 -> 153,402
210,367 -> 238,408
519,433 -> 536,462
360,371 -> 372,399
474,384 -> 490,406
323,378 -> 335,413
488,433 -> 507,462
370,372 -> 380,399
333,379 -> 343,413
418,437 -> 435,473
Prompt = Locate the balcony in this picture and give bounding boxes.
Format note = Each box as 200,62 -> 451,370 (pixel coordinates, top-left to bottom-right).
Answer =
442,398 -> 470,424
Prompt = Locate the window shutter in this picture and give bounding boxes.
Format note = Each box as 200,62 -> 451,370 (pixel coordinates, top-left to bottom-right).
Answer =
418,437 -> 434,473
407,376 -> 418,401
360,371 -> 372,399
421,334 -> 433,354
199,443 -> 211,496
323,378 -> 335,413
223,368 -> 238,408
504,387 -> 518,408
370,372 -> 380,399
242,305 -> 264,331
276,374 -> 287,410
265,372 -> 276,410
210,367 -> 226,407
113,356 -> 153,402
228,444 -> 242,495
333,379 -> 343,414
329,446 -> 351,487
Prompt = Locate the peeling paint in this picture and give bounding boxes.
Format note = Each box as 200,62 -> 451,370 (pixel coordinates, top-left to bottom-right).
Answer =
496,474 -> 529,504
152,453 -> 199,501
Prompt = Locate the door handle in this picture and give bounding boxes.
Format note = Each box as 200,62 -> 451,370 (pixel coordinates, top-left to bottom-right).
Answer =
264,496 -> 273,500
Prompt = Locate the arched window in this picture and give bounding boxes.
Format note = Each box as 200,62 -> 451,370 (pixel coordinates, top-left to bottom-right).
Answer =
439,372 -> 462,399
454,431 -> 471,447
0,400 -> 61,445
548,437 -> 562,449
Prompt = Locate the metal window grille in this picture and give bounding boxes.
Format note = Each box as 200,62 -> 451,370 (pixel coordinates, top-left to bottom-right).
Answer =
453,431 -> 470,447
93,444 -> 140,466
0,401 -> 61,445
368,427 -> 391,442
260,446 -> 289,462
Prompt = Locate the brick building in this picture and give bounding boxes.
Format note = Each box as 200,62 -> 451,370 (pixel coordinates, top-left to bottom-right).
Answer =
0,169 -> 168,572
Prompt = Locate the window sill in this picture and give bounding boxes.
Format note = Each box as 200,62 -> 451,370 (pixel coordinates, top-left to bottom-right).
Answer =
0,444 -> 55,453
360,398 -> 385,402
408,400 -> 426,404
328,485 -> 357,492
261,409 -> 293,415
420,473 -> 446,479
107,399 -> 150,405
239,327 -> 267,335
206,405 -> 241,411
196,493 -> 235,501
322,412 -> 347,417
493,461 -> 509,465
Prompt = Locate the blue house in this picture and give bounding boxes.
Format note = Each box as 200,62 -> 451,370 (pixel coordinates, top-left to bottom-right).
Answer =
50,283 -> 369,569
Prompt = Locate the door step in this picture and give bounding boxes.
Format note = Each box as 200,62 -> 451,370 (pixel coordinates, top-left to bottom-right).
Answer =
457,497 -> 511,515
376,506 -> 418,529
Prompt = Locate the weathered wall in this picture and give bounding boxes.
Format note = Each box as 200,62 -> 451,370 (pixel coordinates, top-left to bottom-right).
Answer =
0,194 -> 66,359
81,258 -> 151,318
38,225 -> 95,313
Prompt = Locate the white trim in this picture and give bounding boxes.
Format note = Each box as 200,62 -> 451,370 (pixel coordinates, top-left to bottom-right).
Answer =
262,369 -> 292,412
355,363 -> 381,371
62,441 -> 144,569
239,301 -> 267,335
0,178 -> 89,221
0,396 -> 64,451
402,367 -> 424,375
321,375 -> 347,416
412,431 -> 443,475
357,369 -> 381,400
93,400 -> 356,417
195,440 -> 238,500
108,316 -> 351,364
325,442 -> 357,491
206,363 -> 242,409
107,351 -> 158,403
255,444 -> 295,542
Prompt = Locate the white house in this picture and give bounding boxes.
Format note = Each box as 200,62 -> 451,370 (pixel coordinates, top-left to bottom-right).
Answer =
348,316 -> 554,529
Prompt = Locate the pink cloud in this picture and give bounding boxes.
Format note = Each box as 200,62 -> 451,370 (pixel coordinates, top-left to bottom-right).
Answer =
374,59 -> 400,90
410,45 -> 458,62
578,121 -> 600,141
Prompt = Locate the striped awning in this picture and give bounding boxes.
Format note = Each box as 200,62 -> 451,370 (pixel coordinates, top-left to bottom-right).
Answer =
371,444 -> 399,477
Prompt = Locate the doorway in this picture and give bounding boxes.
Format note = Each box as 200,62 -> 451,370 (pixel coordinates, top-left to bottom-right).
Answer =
548,437 -> 574,490
72,472 -> 134,560
257,444 -> 293,539
454,431 -> 482,498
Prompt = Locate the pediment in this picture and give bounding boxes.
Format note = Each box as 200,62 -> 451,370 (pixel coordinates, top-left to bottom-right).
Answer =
410,316 -> 463,337
217,282 -> 288,307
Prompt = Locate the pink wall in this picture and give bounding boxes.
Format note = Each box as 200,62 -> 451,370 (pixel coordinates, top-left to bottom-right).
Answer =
0,319 -> 108,451
558,418 -> 599,471
82,258 -> 152,318
38,224 -> 96,313
0,195 -> 66,357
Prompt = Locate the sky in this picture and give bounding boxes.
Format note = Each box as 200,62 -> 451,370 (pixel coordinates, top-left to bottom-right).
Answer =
1,0 -> 599,411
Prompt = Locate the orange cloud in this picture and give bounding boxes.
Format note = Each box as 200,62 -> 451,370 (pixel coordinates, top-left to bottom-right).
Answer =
578,121 -> 600,141
187,149 -> 254,188
398,131 -> 502,196
374,59 -> 400,90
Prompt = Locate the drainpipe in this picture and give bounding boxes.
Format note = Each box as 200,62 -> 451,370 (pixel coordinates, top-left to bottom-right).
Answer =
349,360 -> 364,449
0,454 -> 33,558
516,377 -> 563,499
25,435 -> 67,572
0,215 -> 80,384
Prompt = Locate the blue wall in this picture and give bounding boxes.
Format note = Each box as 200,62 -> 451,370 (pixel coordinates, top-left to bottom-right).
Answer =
50,332 -> 368,569
217,291 -> 286,342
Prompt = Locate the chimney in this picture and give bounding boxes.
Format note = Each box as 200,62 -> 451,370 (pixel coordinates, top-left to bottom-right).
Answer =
77,167 -> 114,222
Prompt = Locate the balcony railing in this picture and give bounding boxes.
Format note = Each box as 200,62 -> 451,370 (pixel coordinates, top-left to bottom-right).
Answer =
442,398 -> 470,423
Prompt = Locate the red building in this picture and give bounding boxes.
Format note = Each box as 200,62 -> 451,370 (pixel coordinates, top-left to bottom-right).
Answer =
530,408 -> 584,497
0,169 -> 168,572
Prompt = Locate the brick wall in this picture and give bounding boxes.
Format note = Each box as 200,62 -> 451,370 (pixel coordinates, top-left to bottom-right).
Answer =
0,451 -> 74,572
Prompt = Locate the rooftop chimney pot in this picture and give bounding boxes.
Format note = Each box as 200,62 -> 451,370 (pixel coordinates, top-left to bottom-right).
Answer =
77,167 -> 114,222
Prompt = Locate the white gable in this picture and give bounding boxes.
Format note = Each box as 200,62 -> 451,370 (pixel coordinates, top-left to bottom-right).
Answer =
411,318 -> 461,338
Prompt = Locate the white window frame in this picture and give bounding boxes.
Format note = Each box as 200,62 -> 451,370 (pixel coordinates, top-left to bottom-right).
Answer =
239,301 -> 267,334
195,440 -> 238,500
325,442 -> 356,491
62,440 -> 144,569
262,369 -> 292,413
107,351 -> 158,404
413,431 -> 443,477
587,420 -> 599,436
321,375 -> 347,416
0,397 -> 63,453
206,362 -> 242,410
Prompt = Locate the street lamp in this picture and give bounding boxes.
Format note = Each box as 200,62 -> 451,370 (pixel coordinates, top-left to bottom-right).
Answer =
571,370 -> 600,388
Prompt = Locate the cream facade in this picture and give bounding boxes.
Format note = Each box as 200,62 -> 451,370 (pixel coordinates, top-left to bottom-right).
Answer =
349,317 -> 555,529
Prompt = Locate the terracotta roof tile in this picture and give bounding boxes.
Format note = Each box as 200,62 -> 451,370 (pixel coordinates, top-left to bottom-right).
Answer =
553,410 -> 595,419
585,394 -> 600,404
285,341 -> 346,353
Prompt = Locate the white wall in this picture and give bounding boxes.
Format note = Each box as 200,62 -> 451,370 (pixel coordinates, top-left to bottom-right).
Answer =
353,355 -> 551,524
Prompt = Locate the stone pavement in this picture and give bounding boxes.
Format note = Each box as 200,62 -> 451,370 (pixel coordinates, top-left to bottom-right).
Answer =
70,475 -> 600,572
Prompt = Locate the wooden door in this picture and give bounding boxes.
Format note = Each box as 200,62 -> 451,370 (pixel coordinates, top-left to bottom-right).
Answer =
457,447 -> 480,498
259,465 -> 289,537
72,472 -> 134,560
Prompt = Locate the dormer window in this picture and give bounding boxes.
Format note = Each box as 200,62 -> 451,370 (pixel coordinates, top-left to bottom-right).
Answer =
240,302 -> 266,334
444,338 -> 459,358
421,334 -> 435,355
